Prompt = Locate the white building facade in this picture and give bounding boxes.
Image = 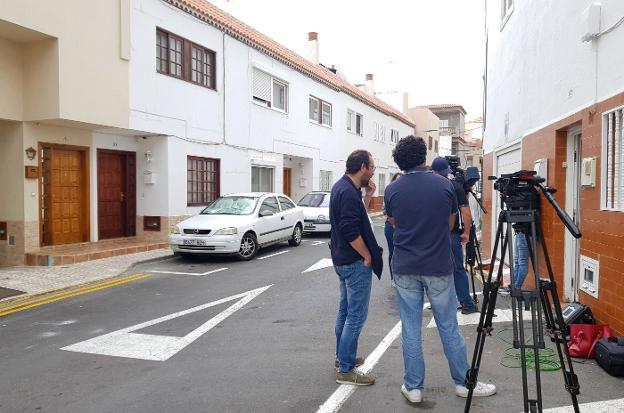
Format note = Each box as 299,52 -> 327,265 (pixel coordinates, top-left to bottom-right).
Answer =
482,0 -> 624,333
0,0 -> 413,266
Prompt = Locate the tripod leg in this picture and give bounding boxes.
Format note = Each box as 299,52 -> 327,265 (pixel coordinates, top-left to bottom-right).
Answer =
469,264 -> 478,303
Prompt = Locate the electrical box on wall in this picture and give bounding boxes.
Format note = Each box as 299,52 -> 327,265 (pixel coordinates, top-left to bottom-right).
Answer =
143,171 -> 156,185
533,158 -> 548,186
581,157 -> 596,187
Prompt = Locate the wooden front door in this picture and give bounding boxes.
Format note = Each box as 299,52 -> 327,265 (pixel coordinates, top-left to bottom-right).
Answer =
40,145 -> 89,246
283,167 -> 292,197
97,150 -> 136,239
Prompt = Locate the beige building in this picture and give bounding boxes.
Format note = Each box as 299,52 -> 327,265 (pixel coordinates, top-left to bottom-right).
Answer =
402,94 -> 440,165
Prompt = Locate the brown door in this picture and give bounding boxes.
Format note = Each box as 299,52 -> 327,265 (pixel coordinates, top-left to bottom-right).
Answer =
97,150 -> 136,239
40,145 -> 88,246
283,167 -> 292,197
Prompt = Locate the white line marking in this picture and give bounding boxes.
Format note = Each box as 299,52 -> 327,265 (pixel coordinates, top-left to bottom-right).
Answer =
317,321 -> 402,413
311,241 -> 326,246
537,397 -> 624,413
302,258 -> 334,273
61,285 -> 272,361
427,308 -> 531,328
257,250 -> 290,260
146,267 -> 228,276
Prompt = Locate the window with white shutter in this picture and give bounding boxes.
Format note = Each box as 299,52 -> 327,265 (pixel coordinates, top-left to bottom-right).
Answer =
602,106 -> 624,211
252,68 -> 272,107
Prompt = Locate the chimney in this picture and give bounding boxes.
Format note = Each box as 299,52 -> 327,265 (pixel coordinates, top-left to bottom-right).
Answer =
308,32 -> 319,64
365,73 -> 374,95
402,92 -> 409,113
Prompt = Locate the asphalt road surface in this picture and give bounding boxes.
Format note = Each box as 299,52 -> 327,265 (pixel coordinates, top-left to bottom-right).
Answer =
1,218 -> 622,413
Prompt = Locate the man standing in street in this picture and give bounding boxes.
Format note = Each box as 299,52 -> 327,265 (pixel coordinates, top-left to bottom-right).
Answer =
431,156 -> 479,315
330,149 -> 383,386
384,137 -> 495,403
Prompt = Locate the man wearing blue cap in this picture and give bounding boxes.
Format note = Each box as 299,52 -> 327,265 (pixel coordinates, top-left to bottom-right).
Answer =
431,156 -> 479,315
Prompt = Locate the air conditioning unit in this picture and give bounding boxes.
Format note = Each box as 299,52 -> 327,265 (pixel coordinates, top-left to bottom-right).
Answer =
581,157 -> 596,187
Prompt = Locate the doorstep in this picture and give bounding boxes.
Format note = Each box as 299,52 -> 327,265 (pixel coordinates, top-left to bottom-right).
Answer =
25,238 -> 170,266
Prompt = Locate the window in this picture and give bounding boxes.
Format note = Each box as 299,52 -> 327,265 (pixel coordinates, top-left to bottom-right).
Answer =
347,110 -> 354,132
439,119 -> 449,128
252,166 -> 274,192
602,106 -> 624,211
309,96 -> 332,127
187,156 -> 220,206
252,68 -> 288,112
374,122 -> 386,143
320,170 -> 333,191
428,136 -> 433,150
501,0 -> 514,27
260,196 -> 280,214
355,113 -> 363,136
580,255 -> 599,299
378,173 -> 386,194
278,196 -> 296,210
390,129 -> 400,144
435,140 -> 439,153
156,28 -> 215,89
451,141 -> 459,155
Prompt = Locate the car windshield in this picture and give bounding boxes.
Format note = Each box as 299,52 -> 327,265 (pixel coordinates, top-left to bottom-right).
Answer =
200,196 -> 259,215
298,193 -> 329,208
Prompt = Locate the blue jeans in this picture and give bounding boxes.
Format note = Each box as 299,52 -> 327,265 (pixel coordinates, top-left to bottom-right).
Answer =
334,260 -> 373,373
513,232 -> 529,288
384,221 -> 395,279
393,273 -> 470,390
451,232 -> 475,308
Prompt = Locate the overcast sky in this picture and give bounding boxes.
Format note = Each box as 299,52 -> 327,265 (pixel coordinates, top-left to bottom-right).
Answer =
217,0 -> 486,120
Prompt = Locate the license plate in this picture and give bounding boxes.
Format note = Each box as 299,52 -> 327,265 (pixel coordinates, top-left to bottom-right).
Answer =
183,239 -> 208,246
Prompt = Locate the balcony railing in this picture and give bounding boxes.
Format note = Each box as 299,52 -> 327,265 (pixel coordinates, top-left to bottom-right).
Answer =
439,126 -> 457,136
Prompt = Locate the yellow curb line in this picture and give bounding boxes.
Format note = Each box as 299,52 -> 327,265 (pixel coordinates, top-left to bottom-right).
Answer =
0,274 -> 150,318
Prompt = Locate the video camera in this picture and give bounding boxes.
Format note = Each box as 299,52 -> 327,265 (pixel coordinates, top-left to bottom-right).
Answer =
445,155 -> 480,193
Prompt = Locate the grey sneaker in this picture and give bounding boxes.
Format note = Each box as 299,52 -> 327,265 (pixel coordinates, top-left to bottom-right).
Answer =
334,356 -> 365,369
401,384 -> 422,403
336,369 -> 375,386
456,382 -> 497,398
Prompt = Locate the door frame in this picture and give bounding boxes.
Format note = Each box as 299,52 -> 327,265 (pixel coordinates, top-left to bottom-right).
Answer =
283,167 -> 292,197
564,127 -> 582,301
38,143 -> 91,247
96,149 -> 137,239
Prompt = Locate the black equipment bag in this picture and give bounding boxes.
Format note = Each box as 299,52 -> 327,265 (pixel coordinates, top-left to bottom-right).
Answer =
595,336 -> 624,377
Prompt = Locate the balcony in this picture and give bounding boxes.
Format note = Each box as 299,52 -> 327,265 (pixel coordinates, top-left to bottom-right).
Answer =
439,126 -> 457,136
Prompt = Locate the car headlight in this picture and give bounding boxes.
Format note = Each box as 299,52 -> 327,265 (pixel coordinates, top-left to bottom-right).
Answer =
171,226 -> 181,234
214,227 -> 238,235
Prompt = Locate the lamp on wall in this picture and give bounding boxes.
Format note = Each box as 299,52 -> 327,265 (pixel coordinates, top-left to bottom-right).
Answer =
25,147 -> 37,160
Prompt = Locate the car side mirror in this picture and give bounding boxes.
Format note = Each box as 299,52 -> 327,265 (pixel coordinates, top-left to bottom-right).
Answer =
259,210 -> 273,217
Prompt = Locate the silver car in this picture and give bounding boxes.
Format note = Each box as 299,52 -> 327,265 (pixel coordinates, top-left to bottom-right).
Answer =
170,193 -> 304,260
298,191 -> 331,233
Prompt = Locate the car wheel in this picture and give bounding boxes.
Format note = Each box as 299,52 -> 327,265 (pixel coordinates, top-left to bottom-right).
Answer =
238,233 -> 258,260
288,224 -> 303,247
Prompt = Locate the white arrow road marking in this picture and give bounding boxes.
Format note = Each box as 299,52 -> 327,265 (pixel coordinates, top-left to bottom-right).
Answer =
311,241 -> 326,246
60,285 -> 272,361
538,397 -> 624,413
427,308 -> 531,328
317,321 -> 402,413
302,258 -> 334,273
257,250 -> 289,260
145,267 -> 228,276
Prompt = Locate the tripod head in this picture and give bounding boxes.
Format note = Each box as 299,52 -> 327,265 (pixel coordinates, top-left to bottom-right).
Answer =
489,170 -> 581,239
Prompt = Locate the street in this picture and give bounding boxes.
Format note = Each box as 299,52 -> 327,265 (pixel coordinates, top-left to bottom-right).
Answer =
1,218 -> 622,413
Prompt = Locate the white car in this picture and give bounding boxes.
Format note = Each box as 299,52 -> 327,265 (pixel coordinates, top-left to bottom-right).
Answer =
170,193 -> 304,260
298,191 -> 331,233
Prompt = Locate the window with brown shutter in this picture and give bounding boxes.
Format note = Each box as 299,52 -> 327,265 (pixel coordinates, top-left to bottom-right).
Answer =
187,156 -> 220,206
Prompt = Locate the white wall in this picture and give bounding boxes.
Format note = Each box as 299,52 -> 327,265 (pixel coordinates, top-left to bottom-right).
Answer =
484,0 -> 624,154
129,0 -> 413,215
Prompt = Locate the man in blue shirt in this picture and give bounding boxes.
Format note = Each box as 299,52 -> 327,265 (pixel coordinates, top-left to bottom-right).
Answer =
384,136 -> 496,403
431,157 -> 479,315
330,150 -> 383,386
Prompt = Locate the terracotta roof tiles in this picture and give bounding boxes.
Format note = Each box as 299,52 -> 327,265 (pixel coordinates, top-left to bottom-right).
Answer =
165,0 -> 415,127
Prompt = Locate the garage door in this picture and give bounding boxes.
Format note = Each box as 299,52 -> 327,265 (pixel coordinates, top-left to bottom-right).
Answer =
492,146 -> 521,264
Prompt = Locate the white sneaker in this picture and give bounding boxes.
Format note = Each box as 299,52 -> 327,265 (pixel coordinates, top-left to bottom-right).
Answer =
455,382 -> 497,398
401,384 -> 422,403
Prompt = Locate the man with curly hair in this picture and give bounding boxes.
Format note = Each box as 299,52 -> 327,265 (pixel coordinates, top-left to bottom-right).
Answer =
383,136 -> 496,403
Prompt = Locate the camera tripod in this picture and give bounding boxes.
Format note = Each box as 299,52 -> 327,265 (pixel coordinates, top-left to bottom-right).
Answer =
465,190 -> 487,304
464,204 -> 581,412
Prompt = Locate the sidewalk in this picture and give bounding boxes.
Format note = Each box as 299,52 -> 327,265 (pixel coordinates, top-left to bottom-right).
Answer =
0,248 -> 172,302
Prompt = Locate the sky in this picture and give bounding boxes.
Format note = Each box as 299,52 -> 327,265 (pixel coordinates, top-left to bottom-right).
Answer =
216,0 -> 486,120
